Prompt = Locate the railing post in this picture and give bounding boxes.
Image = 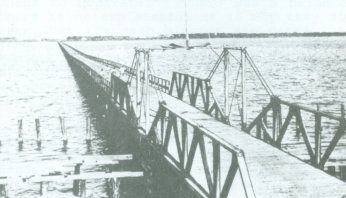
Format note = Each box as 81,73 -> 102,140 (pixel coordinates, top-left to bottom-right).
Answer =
241,48 -> 247,130
314,105 -> 322,168
271,96 -> 280,142
212,141 -> 221,198
223,48 -> 230,122
237,151 -> 255,198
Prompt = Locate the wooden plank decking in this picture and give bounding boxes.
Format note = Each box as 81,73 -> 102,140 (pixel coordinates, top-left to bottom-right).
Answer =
60,43 -> 346,198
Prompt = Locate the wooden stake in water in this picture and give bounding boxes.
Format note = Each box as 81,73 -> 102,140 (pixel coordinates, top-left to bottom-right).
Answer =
59,116 -> 68,145
35,118 -> 41,145
107,178 -> 120,198
86,117 -> 91,144
18,119 -> 23,145
79,180 -> 86,198
73,164 -> 82,196
39,182 -> 48,196
0,184 -> 7,198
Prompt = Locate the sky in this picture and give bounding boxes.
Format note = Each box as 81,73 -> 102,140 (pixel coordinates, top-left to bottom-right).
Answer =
0,0 -> 346,39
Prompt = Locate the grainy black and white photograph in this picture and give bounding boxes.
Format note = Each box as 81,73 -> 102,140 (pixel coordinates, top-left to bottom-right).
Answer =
0,0 -> 346,197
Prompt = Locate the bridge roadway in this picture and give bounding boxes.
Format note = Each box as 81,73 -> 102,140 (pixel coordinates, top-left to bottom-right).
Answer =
60,43 -> 346,198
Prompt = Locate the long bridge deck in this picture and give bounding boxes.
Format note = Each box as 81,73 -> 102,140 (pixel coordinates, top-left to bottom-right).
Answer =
59,43 -> 346,198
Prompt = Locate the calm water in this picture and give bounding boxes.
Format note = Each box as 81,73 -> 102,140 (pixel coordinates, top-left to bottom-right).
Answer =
0,42 -> 143,197
0,37 -> 346,196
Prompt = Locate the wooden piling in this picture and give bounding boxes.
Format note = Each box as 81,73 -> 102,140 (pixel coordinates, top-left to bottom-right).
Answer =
79,180 -> 86,197
59,116 -> 68,145
107,178 -> 120,198
35,118 -> 41,146
0,184 -> 7,198
86,117 -> 91,144
18,119 -> 23,145
73,164 -> 82,196
39,182 -> 48,196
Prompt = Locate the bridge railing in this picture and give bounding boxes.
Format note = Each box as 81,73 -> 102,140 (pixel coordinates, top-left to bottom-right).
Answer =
148,74 -> 170,93
146,102 -> 255,198
110,74 -> 135,118
59,43 -> 113,97
63,43 -> 171,93
169,72 -> 226,122
134,71 -> 171,93
245,96 -> 346,169
62,43 -> 127,70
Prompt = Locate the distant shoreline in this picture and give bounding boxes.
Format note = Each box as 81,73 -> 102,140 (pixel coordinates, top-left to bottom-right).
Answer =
1,32 -> 346,42
64,32 -> 346,41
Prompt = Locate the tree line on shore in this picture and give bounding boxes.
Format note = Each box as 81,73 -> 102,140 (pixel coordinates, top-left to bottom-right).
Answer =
65,32 -> 346,41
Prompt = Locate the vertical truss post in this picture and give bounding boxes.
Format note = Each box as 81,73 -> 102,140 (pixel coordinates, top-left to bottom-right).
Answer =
223,48 -> 230,122
314,104 -> 321,168
271,96 -> 280,142
241,48 -> 247,130
144,50 -> 150,133
237,151 -> 256,198
135,51 -> 141,121
212,141 -> 221,198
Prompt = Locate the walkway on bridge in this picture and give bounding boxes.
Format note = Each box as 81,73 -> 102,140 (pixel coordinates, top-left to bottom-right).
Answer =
60,43 -> 346,198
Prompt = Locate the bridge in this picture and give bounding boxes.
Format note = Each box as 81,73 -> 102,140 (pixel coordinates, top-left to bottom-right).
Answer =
58,42 -> 346,198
